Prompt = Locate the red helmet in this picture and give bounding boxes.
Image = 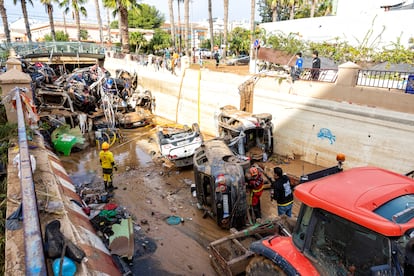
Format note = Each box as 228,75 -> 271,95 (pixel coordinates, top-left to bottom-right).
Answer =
249,167 -> 258,177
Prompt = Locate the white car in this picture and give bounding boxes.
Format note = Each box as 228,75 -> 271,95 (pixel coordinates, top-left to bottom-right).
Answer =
157,123 -> 203,167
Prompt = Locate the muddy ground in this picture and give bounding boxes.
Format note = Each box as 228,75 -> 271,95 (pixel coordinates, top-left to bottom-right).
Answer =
60,117 -> 324,276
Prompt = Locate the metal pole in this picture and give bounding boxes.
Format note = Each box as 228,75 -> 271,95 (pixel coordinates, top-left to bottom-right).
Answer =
13,88 -> 47,276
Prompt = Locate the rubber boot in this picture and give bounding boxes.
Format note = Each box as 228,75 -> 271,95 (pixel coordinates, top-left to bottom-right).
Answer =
108,181 -> 117,191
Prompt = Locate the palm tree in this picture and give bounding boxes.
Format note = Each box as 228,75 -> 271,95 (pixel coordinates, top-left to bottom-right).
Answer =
250,0 -> 255,60
223,0 -> 228,58
176,0 -> 184,52
40,0 -> 56,41
60,0 -> 88,41
184,0 -> 190,57
94,0 -> 103,43
208,0 -> 214,54
0,0 -> 11,44
103,0 -> 140,54
168,0 -> 175,48
13,0 -> 33,42
310,0 -> 318,17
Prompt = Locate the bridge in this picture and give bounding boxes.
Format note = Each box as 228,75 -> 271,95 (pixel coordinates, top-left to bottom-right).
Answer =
0,42 -> 118,66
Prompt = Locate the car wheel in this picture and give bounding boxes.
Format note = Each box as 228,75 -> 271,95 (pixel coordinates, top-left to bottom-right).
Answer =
192,123 -> 200,134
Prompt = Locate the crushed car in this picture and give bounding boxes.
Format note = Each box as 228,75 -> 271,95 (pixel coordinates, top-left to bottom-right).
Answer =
217,105 -> 273,161
157,123 -> 203,167
193,138 -> 251,229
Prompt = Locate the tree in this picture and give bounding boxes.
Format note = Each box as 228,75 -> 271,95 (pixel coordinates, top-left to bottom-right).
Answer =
176,0 -> 184,52
223,0 -> 228,58
103,0 -> 141,54
208,0 -> 214,54
184,0 -> 189,56
40,0 -> 57,41
93,0 -> 103,43
250,0 -> 255,59
44,30 -> 69,41
80,29 -> 88,40
0,0 -> 11,44
128,4 -> 164,29
228,27 -> 251,55
60,0 -> 88,41
149,29 -> 171,52
129,31 -> 146,53
168,0 -> 176,49
13,0 -> 33,42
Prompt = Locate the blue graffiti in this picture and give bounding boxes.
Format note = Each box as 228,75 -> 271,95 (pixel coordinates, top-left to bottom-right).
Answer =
317,128 -> 336,144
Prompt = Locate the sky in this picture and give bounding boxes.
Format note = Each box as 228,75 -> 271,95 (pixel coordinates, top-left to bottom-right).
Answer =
4,0 -> 259,26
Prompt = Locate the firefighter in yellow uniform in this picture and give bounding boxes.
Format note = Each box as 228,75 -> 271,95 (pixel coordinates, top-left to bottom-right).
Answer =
99,142 -> 117,191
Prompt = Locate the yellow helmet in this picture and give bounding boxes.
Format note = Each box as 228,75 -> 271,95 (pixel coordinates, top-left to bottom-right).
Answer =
102,142 -> 110,150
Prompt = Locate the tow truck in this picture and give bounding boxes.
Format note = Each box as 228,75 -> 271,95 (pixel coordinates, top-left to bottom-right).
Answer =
209,154 -> 414,275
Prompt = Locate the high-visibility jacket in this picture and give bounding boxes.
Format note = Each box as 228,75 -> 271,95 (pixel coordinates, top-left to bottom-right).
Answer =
247,173 -> 264,206
99,150 -> 115,169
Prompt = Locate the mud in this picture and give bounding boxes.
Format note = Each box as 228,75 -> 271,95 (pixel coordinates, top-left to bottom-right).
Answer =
59,116 -> 325,276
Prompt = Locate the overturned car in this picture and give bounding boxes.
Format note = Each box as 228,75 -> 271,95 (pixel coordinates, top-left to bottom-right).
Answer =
157,123 -> 203,167
193,139 -> 250,229
217,105 -> 273,161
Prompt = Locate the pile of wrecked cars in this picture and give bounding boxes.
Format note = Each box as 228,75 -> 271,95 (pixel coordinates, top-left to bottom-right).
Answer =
23,60 -> 155,155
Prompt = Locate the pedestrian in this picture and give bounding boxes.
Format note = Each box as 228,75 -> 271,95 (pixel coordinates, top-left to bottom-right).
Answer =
291,52 -> 303,82
246,166 -> 264,222
171,51 -> 179,75
99,142 -> 118,192
311,50 -> 321,80
270,167 -> 294,217
214,51 -> 220,68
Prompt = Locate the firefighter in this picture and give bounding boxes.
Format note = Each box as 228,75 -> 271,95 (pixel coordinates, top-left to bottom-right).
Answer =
246,166 -> 264,222
99,142 -> 117,192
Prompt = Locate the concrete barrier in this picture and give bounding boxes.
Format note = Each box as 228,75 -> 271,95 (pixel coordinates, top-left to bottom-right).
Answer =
104,56 -> 414,174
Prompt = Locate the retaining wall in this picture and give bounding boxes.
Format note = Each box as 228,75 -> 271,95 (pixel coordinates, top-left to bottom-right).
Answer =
104,55 -> 414,174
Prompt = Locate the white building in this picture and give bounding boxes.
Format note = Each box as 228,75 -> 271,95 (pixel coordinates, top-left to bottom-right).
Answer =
260,0 -> 414,50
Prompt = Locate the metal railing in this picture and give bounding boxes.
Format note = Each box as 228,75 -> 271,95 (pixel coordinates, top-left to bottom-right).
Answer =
357,69 -> 413,90
9,87 -> 47,275
0,42 -> 121,60
300,68 -> 338,83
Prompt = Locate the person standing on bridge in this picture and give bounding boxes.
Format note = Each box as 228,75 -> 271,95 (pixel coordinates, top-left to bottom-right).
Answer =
270,167 -> 293,217
99,142 -> 118,192
291,52 -> 303,82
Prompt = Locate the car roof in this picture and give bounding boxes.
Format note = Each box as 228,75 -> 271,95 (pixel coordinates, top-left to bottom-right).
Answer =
294,166 -> 414,237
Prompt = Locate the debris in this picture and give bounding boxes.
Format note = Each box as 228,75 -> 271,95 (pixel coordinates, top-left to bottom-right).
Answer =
108,218 -> 134,260
166,216 -> 182,225
5,203 -> 23,230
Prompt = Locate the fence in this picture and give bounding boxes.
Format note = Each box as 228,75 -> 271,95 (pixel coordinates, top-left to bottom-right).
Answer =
300,68 -> 338,83
357,69 -> 414,90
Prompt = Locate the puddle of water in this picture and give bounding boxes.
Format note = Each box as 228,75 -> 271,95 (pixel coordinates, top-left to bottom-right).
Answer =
60,127 -> 157,174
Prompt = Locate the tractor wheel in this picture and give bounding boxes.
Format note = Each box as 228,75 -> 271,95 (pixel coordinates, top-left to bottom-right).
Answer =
246,256 -> 286,276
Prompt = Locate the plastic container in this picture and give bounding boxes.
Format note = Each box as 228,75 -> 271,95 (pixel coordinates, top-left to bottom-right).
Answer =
52,257 -> 77,276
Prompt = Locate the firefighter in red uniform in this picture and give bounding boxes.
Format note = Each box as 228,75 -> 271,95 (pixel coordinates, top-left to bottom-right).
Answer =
246,166 -> 264,222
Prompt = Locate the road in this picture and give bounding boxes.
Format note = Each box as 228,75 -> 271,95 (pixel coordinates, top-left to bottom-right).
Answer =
59,116 -> 325,275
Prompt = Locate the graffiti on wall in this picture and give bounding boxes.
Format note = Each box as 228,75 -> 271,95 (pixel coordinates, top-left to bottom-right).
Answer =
317,128 -> 336,144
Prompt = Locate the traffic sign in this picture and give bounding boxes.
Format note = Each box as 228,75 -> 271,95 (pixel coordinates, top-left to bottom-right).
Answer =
254,39 -> 260,48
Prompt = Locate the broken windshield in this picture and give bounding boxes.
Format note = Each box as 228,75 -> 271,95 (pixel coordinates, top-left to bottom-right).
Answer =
294,206 -> 391,275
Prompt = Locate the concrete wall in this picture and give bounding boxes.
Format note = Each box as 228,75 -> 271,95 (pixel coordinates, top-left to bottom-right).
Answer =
104,56 -> 414,174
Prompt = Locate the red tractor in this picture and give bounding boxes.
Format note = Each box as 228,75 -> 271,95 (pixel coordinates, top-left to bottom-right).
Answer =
210,155 -> 414,275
